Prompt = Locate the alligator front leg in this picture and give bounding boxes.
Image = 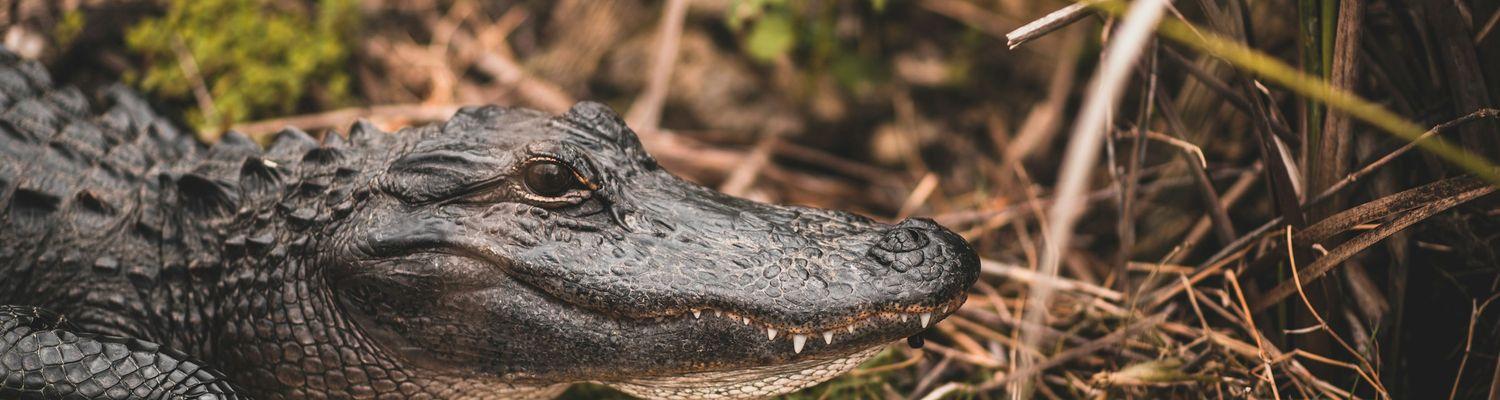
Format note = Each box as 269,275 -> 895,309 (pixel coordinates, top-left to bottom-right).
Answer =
1,306 -> 243,399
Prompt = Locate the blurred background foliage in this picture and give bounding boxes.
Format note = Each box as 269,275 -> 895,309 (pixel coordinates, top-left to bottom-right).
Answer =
124,0 -> 358,134
5,0 -> 1500,398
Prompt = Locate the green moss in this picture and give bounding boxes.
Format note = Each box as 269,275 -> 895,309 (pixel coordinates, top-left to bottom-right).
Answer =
746,12 -> 796,62
125,0 -> 358,136
53,11 -> 87,49
727,0 -> 891,93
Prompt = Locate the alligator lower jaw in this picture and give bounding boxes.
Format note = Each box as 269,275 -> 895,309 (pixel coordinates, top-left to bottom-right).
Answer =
609,345 -> 888,400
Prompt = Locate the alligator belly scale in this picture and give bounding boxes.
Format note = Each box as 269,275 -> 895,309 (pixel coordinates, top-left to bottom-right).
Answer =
0,48 -> 980,399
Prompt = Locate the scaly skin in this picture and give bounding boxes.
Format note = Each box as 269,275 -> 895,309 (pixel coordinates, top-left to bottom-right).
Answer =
0,48 -> 980,399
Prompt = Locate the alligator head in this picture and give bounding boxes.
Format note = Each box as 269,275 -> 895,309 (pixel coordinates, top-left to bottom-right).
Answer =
326,102 -> 980,398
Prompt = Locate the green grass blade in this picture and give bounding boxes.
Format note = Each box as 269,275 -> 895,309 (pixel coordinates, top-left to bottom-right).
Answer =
1089,0 -> 1500,185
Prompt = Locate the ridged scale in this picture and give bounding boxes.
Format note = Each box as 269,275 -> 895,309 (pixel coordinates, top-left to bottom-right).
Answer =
0,50 -> 413,399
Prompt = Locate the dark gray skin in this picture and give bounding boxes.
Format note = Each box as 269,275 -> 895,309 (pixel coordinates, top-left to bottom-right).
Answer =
0,50 -> 979,399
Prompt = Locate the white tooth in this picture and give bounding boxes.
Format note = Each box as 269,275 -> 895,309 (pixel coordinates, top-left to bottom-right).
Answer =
744,317 -> 751,325
793,335 -> 807,353
846,325 -> 855,333
823,331 -> 834,344
901,314 -> 908,322
714,310 -> 722,317
693,310 -> 702,319
767,328 -> 778,340
921,313 -> 932,328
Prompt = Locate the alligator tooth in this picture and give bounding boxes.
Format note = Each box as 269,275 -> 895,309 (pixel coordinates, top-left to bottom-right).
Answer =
714,310 -> 722,317
901,314 -> 909,322
767,328 -> 778,340
693,310 -> 702,319
792,335 -> 807,354
846,325 -> 855,334
822,331 -> 834,345
744,317 -> 751,325
920,313 -> 932,328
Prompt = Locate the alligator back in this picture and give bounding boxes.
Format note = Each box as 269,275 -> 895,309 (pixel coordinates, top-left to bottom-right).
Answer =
0,50 -> 205,339
0,49 -> 416,399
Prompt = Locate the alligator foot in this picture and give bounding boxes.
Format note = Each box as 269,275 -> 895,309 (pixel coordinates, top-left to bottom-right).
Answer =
1,305 -> 244,399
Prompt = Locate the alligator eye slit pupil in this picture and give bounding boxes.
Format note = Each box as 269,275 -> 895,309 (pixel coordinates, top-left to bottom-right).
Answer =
524,160 -> 580,197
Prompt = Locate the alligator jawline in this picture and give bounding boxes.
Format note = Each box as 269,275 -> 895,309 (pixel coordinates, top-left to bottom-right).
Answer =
457,251 -> 969,356
435,246 -> 971,338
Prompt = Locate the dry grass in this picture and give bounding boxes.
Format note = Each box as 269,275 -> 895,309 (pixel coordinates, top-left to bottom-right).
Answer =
15,0 -> 1500,398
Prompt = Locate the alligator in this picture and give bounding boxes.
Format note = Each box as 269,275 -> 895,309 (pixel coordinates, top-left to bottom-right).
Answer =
0,47 -> 980,399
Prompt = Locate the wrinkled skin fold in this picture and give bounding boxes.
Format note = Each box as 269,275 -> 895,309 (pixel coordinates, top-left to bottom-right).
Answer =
0,48 -> 979,399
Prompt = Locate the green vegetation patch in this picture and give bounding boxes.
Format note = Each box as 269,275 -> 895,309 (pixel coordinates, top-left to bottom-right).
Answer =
728,0 -> 894,93
125,0 -> 358,136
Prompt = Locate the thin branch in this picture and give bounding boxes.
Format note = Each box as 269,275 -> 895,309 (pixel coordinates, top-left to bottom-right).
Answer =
1453,294 -> 1500,400
919,0 -> 1023,40
232,104 -> 463,139
1005,0 -> 1106,49
1171,165 -> 1258,263
444,21 -> 575,114
717,135 -> 774,196
981,259 -> 1124,302
1158,45 -> 1298,144
1315,109 -> 1500,204
1115,43 -> 1158,294
625,0 -> 690,132
983,309 -> 1172,390
1253,176 -> 1497,311
1226,269 -> 1282,400
1283,226 -> 1389,398
171,35 -> 219,134
1023,0 -> 1171,386
896,174 -> 941,221
1478,5 -> 1500,43
1195,109 -> 1499,269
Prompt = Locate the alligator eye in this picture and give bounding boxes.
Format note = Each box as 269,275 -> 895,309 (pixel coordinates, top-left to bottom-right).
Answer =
523,159 -> 584,197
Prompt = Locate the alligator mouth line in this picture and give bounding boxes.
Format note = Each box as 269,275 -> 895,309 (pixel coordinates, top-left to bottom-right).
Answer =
643,296 -> 968,354
400,251 -> 968,354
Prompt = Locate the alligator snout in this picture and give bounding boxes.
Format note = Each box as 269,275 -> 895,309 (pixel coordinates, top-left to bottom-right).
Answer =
875,219 -> 938,253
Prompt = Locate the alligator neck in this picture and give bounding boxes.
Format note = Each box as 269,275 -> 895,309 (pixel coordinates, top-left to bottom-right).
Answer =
163,126 -> 379,364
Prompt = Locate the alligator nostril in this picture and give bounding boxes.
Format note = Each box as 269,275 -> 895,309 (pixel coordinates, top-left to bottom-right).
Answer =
876,227 -> 929,253
897,217 -> 943,230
